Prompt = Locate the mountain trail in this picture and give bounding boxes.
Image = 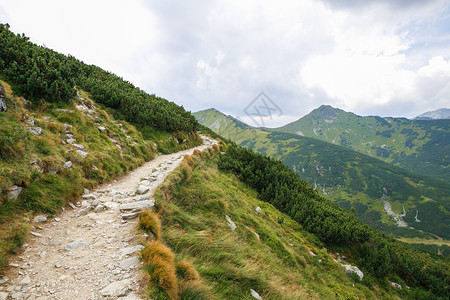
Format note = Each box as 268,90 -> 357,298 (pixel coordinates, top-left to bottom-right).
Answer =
0,136 -> 218,300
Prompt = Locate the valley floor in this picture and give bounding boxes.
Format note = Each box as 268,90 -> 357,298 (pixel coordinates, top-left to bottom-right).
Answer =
0,136 -> 217,299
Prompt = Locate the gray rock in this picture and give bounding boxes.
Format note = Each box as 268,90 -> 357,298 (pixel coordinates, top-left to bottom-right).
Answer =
341,264 -> 364,280
0,276 -> 9,284
250,289 -> 262,300
104,202 -> 119,210
120,245 -> 144,256
65,239 -> 87,251
66,138 -> 76,144
100,279 -> 132,297
27,117 -> 34,126
390,282 -> 402,289
118,292 -> 140,300
19,275 -> 31,285
82,194 -> 97,201
225,215 -> 236,231
63,161 -> 72,169
49,239 -> 63,245
139,180 -> 151,186
0,292 -> 8,300
63,123 -> 72,129
119,257 -> 140,269
77,206 -> 90,216
0,96 -> 6,112
10,292 -> 23,300
92,165 -> 99,170
26,127 -> 42,135
65,133 -> 73,139
73,143 -> 87,151
83,188 -> 90,194
98,126 -> 106,132
93,204 -> 104,213
30,232 -> 43,237
255,207 -> 262,213
8,185 -> 23,200
136,185 -> 149,195
76,150 -> 88,158
309,251 -> 316,257
121,212 -> 139,220
32,214 -> 47,223
119,200 -> 155,211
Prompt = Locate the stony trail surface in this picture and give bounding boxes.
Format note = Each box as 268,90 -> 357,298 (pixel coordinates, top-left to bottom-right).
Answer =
0,136 -> 217,300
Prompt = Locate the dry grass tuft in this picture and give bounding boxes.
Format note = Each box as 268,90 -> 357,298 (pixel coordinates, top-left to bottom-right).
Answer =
184,155 -> 195,168
192,149 -> 202,158
142,240 -> 179,299
212,144 -> 220,154
176,261 -> 200,281
139,210 -> 162,240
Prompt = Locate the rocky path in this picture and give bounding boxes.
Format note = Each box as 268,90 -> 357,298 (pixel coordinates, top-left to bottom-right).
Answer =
0,136 -> 217,300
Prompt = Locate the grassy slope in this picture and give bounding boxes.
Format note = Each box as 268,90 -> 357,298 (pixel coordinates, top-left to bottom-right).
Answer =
148,150 -> 407,299
193,109 -> 450,247
275,105 -> 450,182
0,79 -> 200,272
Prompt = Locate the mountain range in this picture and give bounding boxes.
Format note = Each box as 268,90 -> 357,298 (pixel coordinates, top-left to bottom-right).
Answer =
415,108 -> 450,120
194,108 -> 450,249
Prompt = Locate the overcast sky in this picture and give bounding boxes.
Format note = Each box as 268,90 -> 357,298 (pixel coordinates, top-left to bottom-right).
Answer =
1,0 -> 449,127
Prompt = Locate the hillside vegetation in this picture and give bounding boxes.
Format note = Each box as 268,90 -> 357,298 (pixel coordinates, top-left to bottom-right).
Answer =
276,105 -> 450,182
0,23 -> 198,132
141,148 -> 409,299
194,109 -> 450,245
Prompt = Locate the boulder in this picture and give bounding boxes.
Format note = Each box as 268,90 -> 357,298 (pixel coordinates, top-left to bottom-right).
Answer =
341,264 -> 364,280
390,282 -> 402,289
119,257 -> 140,270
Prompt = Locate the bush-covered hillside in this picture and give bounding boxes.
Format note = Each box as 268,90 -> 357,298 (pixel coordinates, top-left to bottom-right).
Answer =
0,23 -> 198,132
218,144 -> 449,298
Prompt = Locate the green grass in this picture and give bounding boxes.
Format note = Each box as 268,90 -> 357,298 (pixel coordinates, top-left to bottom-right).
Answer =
148,151 -> 408,299
0,80 -> 161,272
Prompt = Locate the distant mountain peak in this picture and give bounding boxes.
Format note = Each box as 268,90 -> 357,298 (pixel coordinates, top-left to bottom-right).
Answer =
414,108 -> 450,120
310,104 -> 345,119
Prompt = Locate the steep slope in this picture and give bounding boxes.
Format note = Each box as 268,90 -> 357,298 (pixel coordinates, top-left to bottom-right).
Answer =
194,109 -> 450,245
415,108 -> 450,120
148,150 -> 411,299
275,105 -> 450,182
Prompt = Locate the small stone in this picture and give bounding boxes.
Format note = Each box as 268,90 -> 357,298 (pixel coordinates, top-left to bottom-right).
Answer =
73,143 -> 87,151
121,212 -> 139,220
26,127 -> 42,135
100,279 -> 132,297
31,232 -> 43,237
255,207 -> 262,213
63,161 -> 72,169
225,215 -> 236,231
67,138 -> 76,144
120,245 -> 144,256
82,194 -> 97,201
119,257 -> 140,269
8,186 -> 23,201
93,205 -> 104,213
136,185 -> 149,195
92,165 -> 99,171
76,150 -> 88,158
83,188 -> 90,195
390,282 -> 402,289
0,292 -> 8,300
19,275 -> 31,286
49,240 -> 63,245
0,276 -> 9,284
98,126 -> 106,132
250,289 -> 262,300
77,206 -> 90,216
119,200 -> 155,211
139,180 -> 151,186
33,215 -> 47,223
65,239 -> 87,251
309,251 -> 316,256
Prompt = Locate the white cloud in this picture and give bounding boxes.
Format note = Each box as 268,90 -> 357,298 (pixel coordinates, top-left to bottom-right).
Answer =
0,0 -> 449,123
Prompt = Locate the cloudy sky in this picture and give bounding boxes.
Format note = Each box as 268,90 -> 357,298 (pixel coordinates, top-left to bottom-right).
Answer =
1,0 -> 449,127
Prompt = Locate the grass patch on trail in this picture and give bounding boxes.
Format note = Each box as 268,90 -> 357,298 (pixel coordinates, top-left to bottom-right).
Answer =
145,149 -> 405,299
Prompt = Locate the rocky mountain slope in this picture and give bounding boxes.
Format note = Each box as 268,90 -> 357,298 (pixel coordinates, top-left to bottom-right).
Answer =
275,105 -> 450,182
194,109 -> 450,247
415,108 -> 450,120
